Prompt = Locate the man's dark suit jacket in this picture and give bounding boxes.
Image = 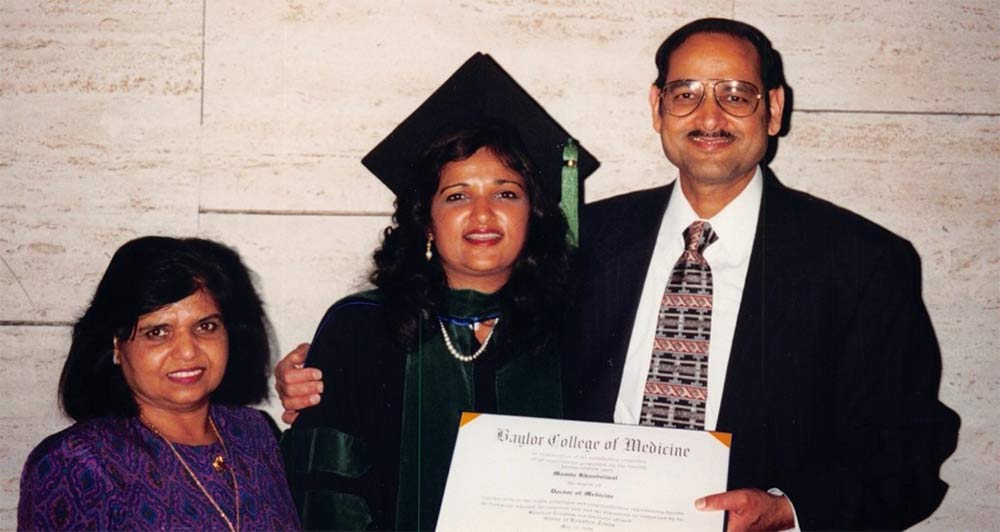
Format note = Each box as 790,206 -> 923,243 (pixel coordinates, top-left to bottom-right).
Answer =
565,170 -> 959,530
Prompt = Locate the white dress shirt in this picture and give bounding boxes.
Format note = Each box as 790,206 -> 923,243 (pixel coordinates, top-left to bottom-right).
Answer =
614,167 -> 762,430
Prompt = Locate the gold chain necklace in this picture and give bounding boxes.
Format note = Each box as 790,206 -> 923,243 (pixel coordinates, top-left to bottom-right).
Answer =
140,414 -> 240,532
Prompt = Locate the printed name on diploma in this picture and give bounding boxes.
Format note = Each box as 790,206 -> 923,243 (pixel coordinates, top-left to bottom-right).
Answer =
496,428 -> 692,457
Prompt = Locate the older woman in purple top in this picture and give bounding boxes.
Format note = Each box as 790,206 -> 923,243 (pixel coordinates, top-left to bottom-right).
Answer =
18,236 -> 300,531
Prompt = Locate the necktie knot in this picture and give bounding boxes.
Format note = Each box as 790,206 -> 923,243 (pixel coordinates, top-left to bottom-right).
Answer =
683,221 -> 718,254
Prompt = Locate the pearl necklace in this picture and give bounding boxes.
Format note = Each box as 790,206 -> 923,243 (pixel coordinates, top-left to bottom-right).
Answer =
140,414 -> 240,532
438,316 -> 499,362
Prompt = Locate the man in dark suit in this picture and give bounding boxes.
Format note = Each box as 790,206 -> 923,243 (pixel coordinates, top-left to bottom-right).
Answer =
276,17 -> 958,531
564,17 -> 958,531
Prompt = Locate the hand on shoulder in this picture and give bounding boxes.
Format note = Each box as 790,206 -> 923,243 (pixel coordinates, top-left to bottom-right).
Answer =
274,342 -> 322,424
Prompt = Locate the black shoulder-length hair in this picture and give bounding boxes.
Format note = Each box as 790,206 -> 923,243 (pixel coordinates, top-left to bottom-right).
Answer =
59,236 -> 272,421
371,122 -> 575,348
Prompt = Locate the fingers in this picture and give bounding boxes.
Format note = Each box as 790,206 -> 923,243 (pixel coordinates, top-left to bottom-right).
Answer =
696,489 -> 750,512
280,380 -> 323,407
275,343 -> 311,379
274,343 -> 317,397
695,489 -> 794,532
273,342 -> 323,421
280,366 -> 324,387
277,378 -> 321,426
275,366 -> 322,405
273,343 -> 327,427
278,377 -> 322,412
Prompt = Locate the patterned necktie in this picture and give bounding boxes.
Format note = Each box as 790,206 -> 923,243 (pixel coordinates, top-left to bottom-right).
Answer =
640,220 -> 718,429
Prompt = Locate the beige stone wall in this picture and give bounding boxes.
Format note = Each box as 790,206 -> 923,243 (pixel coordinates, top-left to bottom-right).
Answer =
2,1 -> 997,528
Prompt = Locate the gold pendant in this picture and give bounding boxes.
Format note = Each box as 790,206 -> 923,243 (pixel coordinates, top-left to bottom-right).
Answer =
212,455 -> 226,472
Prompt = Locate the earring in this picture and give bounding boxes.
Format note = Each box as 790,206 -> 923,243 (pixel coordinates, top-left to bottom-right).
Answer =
425,238 -> 433,262
112,338 -> 121,365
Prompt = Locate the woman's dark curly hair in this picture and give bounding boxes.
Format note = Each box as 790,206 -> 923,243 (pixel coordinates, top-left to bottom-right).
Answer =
371,122 -> 574,348
59,236 -> 273,421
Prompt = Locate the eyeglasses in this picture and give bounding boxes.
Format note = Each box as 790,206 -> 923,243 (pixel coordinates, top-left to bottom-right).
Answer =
659,79 -> 763,118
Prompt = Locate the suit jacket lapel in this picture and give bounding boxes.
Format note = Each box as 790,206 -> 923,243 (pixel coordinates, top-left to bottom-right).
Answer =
717,170 -> 810,486
602,184 -> 674,394
572,183 -> 673,421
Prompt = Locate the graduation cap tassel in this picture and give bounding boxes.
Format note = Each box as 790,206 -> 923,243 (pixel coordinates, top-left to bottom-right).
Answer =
561,138 -> 580,246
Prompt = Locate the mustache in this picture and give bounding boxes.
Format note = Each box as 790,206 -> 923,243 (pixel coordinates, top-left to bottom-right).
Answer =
687,130 -> 735,139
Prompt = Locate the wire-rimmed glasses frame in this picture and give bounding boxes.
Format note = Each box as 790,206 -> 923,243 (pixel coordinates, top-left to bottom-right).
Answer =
658,79 -> 763,118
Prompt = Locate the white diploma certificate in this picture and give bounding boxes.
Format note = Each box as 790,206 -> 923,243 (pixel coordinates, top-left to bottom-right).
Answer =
437,413 -> 731,532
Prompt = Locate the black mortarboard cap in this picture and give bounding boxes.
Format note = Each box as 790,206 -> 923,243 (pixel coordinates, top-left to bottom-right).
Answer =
362,53 -> 599,206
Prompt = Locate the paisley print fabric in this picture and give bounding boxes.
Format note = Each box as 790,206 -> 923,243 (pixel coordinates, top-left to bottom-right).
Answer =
18,404 -> 300,531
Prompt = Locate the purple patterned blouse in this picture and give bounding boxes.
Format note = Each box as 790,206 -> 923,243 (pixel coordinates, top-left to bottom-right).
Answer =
18,404 -> 300,531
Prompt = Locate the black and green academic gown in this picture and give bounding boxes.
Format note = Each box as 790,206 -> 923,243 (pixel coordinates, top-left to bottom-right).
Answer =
282,289 -> 563,531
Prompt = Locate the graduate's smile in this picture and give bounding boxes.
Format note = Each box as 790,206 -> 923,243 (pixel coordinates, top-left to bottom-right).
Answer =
463,228 -> 504,246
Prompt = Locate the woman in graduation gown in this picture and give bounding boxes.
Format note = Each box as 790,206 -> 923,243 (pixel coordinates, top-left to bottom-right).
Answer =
280,54 -> 598,531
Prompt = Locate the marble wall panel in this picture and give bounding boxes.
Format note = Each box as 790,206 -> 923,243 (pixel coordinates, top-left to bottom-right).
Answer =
197,0 -> 731,213
772,113 -> 999,372
770,112 -> 999,343
1,0 -> 204,323
772,112 -> 997,242
198,211 -> 389,354
2,0 -> 202,98
738,1 -> 1000,113
0,95 -> 202,322
0,326 -> 74,527
198,211 -> 391,423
